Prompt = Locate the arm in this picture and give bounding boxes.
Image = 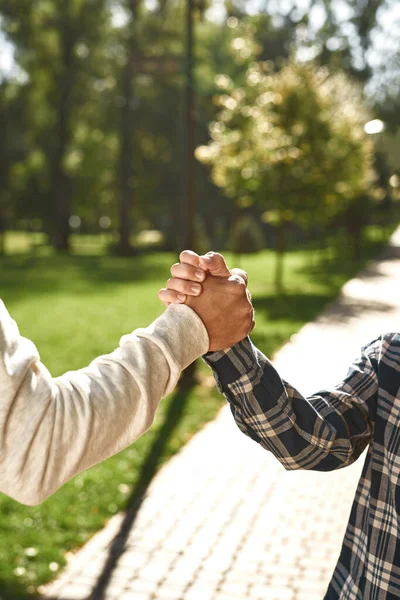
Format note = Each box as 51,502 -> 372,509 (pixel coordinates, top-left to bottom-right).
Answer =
159,249 -> 381,471
0,300 -> 208,505
204,336 -> 382,471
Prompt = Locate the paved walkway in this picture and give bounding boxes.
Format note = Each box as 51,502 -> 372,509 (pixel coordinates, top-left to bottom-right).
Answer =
41,229 -> 400,600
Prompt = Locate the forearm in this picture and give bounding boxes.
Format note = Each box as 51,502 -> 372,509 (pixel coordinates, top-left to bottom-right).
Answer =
205,337 -> 379,471
0,301 -> 208,505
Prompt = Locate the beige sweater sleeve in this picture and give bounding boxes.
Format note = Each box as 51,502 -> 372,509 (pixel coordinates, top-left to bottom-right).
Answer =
0,300 -> 208,506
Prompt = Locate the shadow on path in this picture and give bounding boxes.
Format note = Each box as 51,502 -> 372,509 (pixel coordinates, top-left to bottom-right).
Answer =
251,290 -> 395,358
26,387 -> 191,600
87,387 -> 192,600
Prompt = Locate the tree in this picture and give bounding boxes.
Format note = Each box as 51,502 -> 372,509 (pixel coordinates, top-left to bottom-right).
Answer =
0,81 -> 25,255
196,35 -> 373,289
114,0 -> 140,255
224,0 -> 387,82
0,0 -> 112,251
181,0 -> 195,252
0,81 -> 27,253
0,1 -> 387,257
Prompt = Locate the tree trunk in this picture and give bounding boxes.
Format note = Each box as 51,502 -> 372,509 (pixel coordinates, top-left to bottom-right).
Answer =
275,221 -> 286,293
0,213 -> 5,256
52,0 -> 74,252
179,0 -> 197,390
53,170 -> 71,252
180,0 -> 195,252
117,0 -> 139,256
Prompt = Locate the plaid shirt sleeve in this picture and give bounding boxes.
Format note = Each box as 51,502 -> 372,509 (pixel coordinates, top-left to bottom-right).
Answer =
204,336 -> 381,472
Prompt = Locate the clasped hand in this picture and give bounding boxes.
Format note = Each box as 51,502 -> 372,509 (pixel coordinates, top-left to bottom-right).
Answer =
159,250 -> 255,351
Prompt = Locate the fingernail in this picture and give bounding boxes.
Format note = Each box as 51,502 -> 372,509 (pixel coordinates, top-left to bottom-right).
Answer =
177,294 -> 186,302
191,285 -> 201,294
195,270 -> 205,280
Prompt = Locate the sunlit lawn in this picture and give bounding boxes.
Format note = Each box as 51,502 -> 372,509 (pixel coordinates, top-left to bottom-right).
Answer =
0,227 -> 394,598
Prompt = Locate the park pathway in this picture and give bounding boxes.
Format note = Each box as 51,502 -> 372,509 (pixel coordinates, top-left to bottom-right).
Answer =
41,228 -> 400,600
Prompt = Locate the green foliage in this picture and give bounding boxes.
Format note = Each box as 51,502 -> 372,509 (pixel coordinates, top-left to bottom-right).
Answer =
196,28 -> 374,287
197,57 -> 373,224
0,1 -> 395,255
0,80 -> 28,233
381,130 -> 400,173
0,0 -> 116,247
0,0 -> 394,278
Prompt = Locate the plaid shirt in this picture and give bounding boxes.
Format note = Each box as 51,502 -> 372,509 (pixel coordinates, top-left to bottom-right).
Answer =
205,333 -> 400,599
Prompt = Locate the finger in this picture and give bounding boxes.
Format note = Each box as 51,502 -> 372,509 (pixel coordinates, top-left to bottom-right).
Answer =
166,278 -> 203,296
158,288 -> 187,306
158,288 -> 170,308
231,268 -> 248,286
171,262 -> 206,282
199,252 -> 231,277
179,250 -> 201,267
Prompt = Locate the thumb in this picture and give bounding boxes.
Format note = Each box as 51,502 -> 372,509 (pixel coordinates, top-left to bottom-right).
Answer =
199,252 -> 231,278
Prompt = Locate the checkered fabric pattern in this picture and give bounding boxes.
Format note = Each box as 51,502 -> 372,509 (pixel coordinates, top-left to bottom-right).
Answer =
205,333 -> 400,599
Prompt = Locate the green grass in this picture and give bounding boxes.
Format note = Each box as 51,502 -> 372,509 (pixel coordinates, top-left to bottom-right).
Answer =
0,226 -> 395,599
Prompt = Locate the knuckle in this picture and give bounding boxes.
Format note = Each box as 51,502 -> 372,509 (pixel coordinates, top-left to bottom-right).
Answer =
232,267 -> 248,280
207,251 -> 220,263
214,252 -> 226,266
170,262 -> 180,274
230,274 -> 243,286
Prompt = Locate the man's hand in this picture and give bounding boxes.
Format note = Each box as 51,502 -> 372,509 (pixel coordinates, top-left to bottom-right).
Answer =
158,251 -> 255,351
158,250 -> 248,305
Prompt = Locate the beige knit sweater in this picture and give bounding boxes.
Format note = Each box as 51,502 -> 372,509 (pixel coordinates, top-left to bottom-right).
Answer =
0,300 -> 209,505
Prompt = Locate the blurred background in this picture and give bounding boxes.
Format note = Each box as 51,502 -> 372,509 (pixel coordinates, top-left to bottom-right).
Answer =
0,1 -> 399,598
0,0 -> 399,266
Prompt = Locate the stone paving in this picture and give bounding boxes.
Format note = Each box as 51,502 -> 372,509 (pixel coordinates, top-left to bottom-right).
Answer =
41,229 -> 400,600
